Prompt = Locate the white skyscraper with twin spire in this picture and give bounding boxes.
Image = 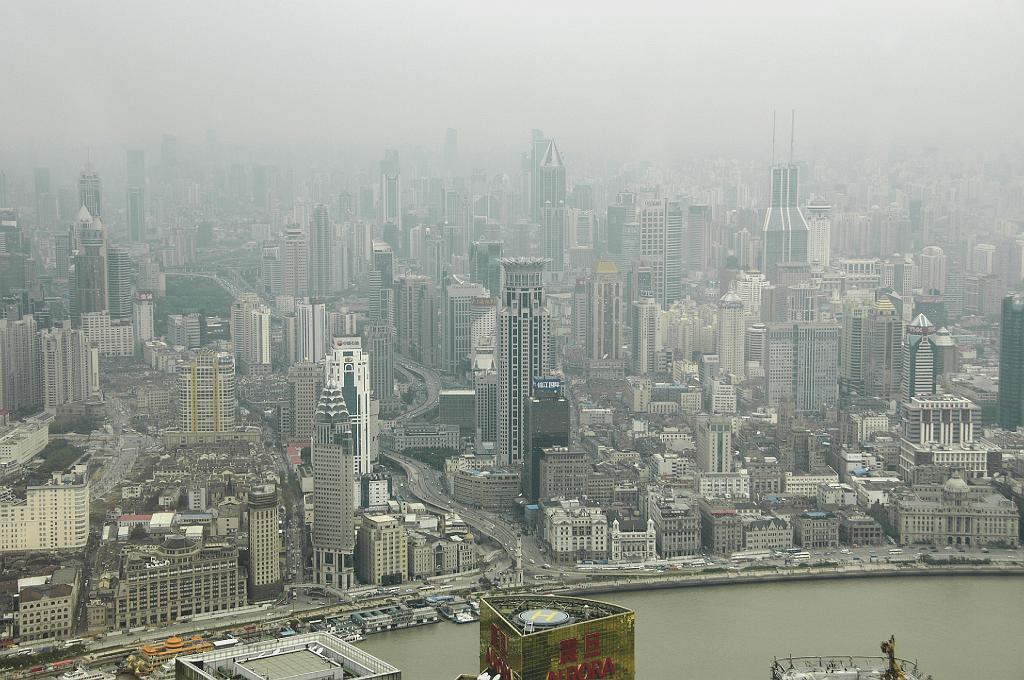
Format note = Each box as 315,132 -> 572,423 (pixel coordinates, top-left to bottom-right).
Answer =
326,337 -> 379,480
311,372 -> 356,591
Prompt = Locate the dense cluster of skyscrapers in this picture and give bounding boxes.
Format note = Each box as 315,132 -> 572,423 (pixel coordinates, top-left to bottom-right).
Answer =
1,122 -> 1024,623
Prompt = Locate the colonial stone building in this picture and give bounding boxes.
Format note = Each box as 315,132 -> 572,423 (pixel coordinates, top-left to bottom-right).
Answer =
113,536 -> 247,629
742,517 -> 793,552
609,519 -> 656,562
890,472 -> 1018,547
793,511 -> 839,548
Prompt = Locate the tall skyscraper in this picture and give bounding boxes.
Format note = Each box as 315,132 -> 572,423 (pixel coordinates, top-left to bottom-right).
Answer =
529,129 -> 551,222
999,294 -> 1024,429
0,315 -> 42,412
631,293 -> 659,375
524,379 -> 569,503
806,202 -> 831,267
311,374 -> 356,590
70,207 -> 108,321
919,245 -> 947,295
497,258 -> 551,466
260,244 -> 283,296
310,203 -> 333,296
470,241 -> 504,296
106,246 -> 133,321
840,297 -> 869,395
586,261 -> 622,361
380,150 -> 402,232
605,195 -> 633,260
761,164 -> 809,280
369,241 -> 394,323
132,292 -> 155,346
78,167 -> 102,217
473,355 -> 498,445
902,312 -> 939,401
730,270 -> 769,322
126,150 -> 145,242
176,351 -> 236,433
231,294 -> 273,373
287,361 -> 322,443
863,297 -> 903,400
697,415 -> 734,473
395,275 -> 439,367
365,321 -> 396,410
636,198 -> 684,307
441,277 -> 490,375
765,322 -> 841,412
571,279 -> 589,349
247,485 -> 282,601
280,227 -> 310,298
717,293 -> 746,379
326,337 -> 380,479
537,140 -> 567,271
34,168 -> 57,229
294,300 -> 327,364
40,326 -> 96,412
686,204 -> 712,278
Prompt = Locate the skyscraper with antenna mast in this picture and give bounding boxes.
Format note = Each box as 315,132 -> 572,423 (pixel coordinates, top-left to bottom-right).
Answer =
761,110 -> 809,280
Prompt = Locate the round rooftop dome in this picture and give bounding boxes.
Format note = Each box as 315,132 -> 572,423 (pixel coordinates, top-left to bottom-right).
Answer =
943,472 -> 969,494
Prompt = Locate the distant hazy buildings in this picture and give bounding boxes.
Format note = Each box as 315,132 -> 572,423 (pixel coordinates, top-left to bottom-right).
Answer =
126,150 -> 145,242
78,167 -> 102,217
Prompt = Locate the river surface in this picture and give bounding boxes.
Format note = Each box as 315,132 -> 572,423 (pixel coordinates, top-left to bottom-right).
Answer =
360,576 -> 1024,680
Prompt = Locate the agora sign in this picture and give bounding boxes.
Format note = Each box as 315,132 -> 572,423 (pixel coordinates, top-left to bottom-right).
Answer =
547,632 -> 616,680
545,657 -> 617,680
486,624 -> 620,680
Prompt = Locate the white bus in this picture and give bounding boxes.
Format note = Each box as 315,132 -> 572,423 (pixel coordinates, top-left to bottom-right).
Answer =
787,551 -> 811,562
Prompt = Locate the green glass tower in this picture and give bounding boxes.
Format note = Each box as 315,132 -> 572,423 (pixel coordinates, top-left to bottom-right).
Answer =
999,294 -> 1024,429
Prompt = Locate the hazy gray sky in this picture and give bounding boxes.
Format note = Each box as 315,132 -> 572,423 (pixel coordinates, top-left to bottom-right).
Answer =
5,1 -> 1023,156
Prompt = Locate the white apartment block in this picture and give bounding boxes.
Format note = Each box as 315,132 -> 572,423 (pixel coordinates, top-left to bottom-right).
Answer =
81,310 -> 134,357
783,469 -> 840,497
0,476 -> 89,552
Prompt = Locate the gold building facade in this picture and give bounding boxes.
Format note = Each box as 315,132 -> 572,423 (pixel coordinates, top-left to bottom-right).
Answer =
479,595 -> 635,680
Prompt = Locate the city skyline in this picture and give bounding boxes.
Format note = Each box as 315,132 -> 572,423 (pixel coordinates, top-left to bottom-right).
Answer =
1,3 -> 1023,678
